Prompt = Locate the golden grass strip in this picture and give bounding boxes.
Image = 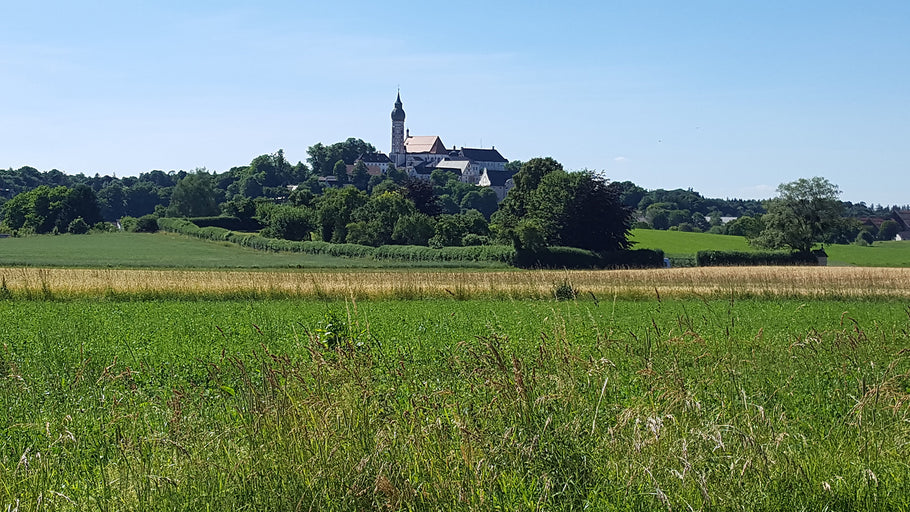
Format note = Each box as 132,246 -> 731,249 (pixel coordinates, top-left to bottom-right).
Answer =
2,266 -> 909,300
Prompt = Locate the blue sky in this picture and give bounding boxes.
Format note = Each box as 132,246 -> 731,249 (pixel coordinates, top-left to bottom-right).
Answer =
3,1 -> 909,204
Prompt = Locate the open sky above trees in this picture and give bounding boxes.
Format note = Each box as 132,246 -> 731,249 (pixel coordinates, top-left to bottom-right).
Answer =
2,1 -> 909,205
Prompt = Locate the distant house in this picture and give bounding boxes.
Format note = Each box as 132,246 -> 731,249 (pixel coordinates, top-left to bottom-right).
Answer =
398,135 -> 450,171
317,175 -> 340,187
356,152 -> 392,175
408,160 -> 436,180
858,217 -> 886,231
433,158 -> 471,178
890,210 -> 910,240
457,147 -> 508,172
892,210 -> 910,228
478,169 -> 517,201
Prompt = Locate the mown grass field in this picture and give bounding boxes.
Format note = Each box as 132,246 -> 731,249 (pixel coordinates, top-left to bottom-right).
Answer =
0,233 -> 508,269
2,295 -> 909,510
2,230 -> 909,270
630,229 -> 910,267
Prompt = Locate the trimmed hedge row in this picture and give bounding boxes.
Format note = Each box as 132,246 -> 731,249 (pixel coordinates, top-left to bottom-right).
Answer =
373,244 -> 516,263
158,218 -> 377,257
696,250 -> 818,266
158,217 -> 663,269
186,216 -> 262,231
516,247 -> 665,269
158,217 -> 515,264
600,248 -> 665,269
515,247 -> 598,269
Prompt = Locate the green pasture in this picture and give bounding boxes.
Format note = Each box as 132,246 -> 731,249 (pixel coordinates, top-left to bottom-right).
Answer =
825,241 -> 910,267
0,232 -> 506,269
630,229 -> 910,267
2,230 -> 907,271
630,228 -> 752,255
2,297 -> 909,510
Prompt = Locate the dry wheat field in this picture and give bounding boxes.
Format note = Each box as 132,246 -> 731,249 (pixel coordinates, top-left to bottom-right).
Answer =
2,265 -> 909,300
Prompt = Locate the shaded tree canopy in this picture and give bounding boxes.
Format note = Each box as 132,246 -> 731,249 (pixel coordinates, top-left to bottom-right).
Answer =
504,160 -> 524,173
307,138 -> 376,177
314,187 -> 369,243
402,177 -> 439,216
168,171 -> 220,218
259,204 -> 314,241
460,187 -> 499,219
350,160 -> 370,191
494,157 -> 563,229
1,184 -> 101,234
347,191 -> 416,246
493,158 -> 632,252
879,219 -> 900,241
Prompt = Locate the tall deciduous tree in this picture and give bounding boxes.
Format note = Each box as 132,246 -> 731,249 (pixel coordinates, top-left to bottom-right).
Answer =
879,219 -> 900,241
1,185 -> 67,233
124,181 -> 165,218
525,170 -> 632,251
493,158 -> 631,252
492,157 -> 563,238
332,160 -> 349,185
392,213 -> 435,245
60,184 -> 102,229
559,172 -> 633,251
315,187 -> 368,243
459,188 -> 499,219
402,177 -> 439,216
750,177 -> 845,253
260,204 -> 315,241
351,160 -> 370,191
168,171 -> 220,217
347,191 -> 416,246
97,183 -> 127,221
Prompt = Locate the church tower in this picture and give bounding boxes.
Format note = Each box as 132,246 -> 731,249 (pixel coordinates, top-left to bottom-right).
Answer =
390,91 -> 406,166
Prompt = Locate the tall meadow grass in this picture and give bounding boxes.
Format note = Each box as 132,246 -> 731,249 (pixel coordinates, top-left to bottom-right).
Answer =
1,299 -> 909,509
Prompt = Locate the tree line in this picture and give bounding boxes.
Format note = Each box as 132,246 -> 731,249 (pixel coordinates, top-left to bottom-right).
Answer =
1,140 -> 906,253
0,145 -> 634,253
615,180 -> 906,246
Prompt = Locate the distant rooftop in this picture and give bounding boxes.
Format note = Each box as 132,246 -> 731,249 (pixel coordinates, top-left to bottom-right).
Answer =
433,160 -> 470,174
482,169 -> 516,187
457,147 -> 507,163
358,152 -> 391,164
405,136 -> 447,154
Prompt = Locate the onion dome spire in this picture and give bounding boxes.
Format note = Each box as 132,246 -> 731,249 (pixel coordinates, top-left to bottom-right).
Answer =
391,91 -> 406,122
